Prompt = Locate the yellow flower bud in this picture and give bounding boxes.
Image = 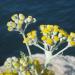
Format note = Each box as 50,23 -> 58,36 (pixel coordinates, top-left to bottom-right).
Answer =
26,71 -> 31,75
33,59 -> 40,65
12,69 -> 18,75
40,25 -> 45,31
18,19 -> 24,25
22,62 -> 28,67
20,58 -> 24,64
7,21 -> 12,27
7,27 -> 13,31
22,71 -> 26,75
54,25 -> 59,29
33,18 -> 36,23
19,14 -> 25,20
59,29 -> 64,34
69,41 -> 75,46
70,32 -> 75,38
32,30 -> 36,35
31,30 -> 36,39
46,38 -> 53,45
11,14 -> 18,21
42,28 -> 50,34
17,20 -> 24,30
17,25 -> 22,30
59,29 -> 68,37
12,62 -> 19,69
28,59 -> 32,64
46,25 -> 53,31
23,38 -> 29,44
63,32 -> 68,37
26,16 -> 32,23
11,22 -> 16,28
20,66 -> 25,71
31,35 -> 36,39
26,31 -> 37,40
27,32 -> 32,38
67,36 -> 73,42
53,28 -> 59,32
7,21 -> 16,29
41,36 -> 47,41
54,36 -> 59,42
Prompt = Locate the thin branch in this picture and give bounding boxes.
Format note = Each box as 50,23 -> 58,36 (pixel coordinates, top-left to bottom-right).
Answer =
33,44 -> 46,51
50,45 -> 69,60
38,40 -> 43,45
51,42 -> 61,53
20,31 -> 33,60
24,23 -> 29,32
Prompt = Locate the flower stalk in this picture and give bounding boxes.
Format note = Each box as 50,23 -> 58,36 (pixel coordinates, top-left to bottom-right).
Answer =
21,31 -> 33,61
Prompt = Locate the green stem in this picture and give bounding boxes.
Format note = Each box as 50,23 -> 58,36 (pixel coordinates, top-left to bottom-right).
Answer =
21,31 -> 33,61
50,45 -> 69,60
24,23 -> 29,32
33,44 -> 45,51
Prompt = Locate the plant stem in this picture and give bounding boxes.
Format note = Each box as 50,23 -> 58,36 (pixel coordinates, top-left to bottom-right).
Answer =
44,50 -> 52,68
33,44 -> 46,51
50,45 -> 69,60
21,31 -> 33,61
24,23 -> 29,32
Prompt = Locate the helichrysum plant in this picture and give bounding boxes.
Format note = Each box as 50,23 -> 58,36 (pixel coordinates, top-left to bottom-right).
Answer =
0,13 -> 75,75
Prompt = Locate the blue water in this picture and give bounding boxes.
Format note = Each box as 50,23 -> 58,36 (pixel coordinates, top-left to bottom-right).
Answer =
0,0 -> 75,65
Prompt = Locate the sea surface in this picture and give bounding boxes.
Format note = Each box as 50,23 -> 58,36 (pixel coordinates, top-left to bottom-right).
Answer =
0,0 -> 75,65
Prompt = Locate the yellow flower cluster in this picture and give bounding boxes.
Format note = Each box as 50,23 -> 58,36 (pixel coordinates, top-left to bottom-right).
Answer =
25,16 -> 36,24
0,69 -> 18,75
67,32 -> 75,46
23,30 -> 37,45
7,13 -> 25,31
41,36 -> 53,45
7,14 -> 36,32
2,52 -> 46,75
3,55 -> 32,75
0,68 -> 31,75
40,24 -> 75,46
0,53 -> 55,75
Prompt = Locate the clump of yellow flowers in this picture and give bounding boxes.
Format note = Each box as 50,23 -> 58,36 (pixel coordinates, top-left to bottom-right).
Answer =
39,25 -> 75,65
4,13 -> 75,75
7,14 -> 36,32
23,30 -> 37,45
0,52 -> 55,75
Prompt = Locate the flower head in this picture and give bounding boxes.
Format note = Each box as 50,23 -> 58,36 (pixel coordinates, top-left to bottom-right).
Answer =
53,25 -> 59,33
7,21 -> 16,31
7,13 -> 25,31
25,16 -> 36,24
7,13 -> 36,32
46,38 -> 53,45
70,32 -> 75,38
69,41 -> 75,46
53,36 -> 59,43
19,13 -> 25,20
67,32 -> 75,47
23,30 -> 37,45
41,36 -> 47,41
59,29 -> 68,37
40,24 -> 72,48
40,25 -> 53,36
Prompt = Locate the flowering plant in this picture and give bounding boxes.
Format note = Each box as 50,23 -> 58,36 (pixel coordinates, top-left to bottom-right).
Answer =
0,13 -> 75,75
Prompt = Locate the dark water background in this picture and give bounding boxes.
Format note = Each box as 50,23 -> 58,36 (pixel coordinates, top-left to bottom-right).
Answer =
0,0 -> 75,65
